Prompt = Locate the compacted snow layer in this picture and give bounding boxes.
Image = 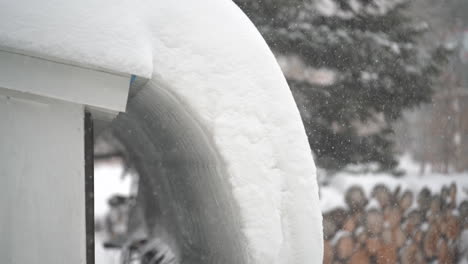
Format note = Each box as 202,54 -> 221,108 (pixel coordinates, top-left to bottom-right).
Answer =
1,1 -> 323,263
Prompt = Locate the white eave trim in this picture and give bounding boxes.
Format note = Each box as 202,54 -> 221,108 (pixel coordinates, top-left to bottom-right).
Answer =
0,48 -> 132,113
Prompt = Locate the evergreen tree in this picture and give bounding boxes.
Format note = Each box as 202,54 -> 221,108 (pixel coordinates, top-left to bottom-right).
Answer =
235,0 -> 449,171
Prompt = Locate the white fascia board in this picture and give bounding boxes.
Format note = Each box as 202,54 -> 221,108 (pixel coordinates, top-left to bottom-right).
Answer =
0,48 -> 132,113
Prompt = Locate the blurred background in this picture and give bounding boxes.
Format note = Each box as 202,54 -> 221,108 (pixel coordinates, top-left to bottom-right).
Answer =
95,0 -> 468,263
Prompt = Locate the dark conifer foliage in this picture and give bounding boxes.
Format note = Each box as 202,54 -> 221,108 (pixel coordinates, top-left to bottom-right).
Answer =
235,0 -> 450,171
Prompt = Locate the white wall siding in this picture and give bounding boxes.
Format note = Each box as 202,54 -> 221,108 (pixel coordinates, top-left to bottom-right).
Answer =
0,94 -> 85,264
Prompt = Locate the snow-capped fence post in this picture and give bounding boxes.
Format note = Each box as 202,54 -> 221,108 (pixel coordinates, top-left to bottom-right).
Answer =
0,48 -> 132,264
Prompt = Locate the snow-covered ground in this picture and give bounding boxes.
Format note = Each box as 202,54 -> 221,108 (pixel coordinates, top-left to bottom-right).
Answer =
320,154 -> 468,212
94,164 -> 132,218
95,233 -> 120,264
94,163 -> 131,264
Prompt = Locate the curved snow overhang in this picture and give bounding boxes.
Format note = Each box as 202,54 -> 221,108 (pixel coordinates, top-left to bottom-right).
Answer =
1,1 -> 324,263
108,82 -> 250,263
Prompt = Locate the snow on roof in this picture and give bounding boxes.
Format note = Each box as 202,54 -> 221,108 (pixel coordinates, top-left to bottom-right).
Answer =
1,1 -> 323,263
0,0 -> 152,77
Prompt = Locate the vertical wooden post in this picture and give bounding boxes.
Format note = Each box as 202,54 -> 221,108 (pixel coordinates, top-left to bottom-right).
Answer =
85,111 -> 95,264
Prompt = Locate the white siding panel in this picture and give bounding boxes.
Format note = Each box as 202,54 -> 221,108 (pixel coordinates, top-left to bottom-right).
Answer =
0,95 -> 85,264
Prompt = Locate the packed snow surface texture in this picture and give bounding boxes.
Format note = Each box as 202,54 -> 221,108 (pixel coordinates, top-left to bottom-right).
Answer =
0,1 -> 323,263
